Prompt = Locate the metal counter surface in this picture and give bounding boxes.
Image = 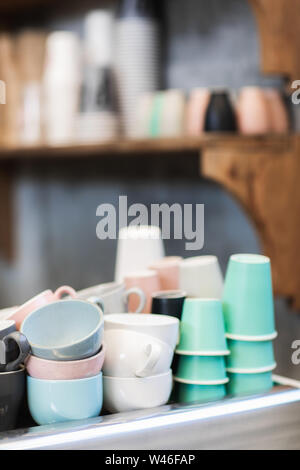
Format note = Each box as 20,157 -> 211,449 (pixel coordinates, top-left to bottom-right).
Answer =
1,377 -> 300,450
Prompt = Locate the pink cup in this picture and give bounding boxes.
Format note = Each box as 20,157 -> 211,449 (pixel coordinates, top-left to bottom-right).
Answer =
26,344 -> 105,380
9,286 -> 77,330
186,88 -> 210,136
124,270 -> 161,314
149,256 -> 182,290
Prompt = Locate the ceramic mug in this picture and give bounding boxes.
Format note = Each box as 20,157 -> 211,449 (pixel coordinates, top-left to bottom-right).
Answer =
7,286 -> 77,330
27,372 -> 103,425
124,270 -> 161,313
0,366 -> 26,432
21,300 -> 104,361
26,344 -> 106,380
103,370 -> 173,413
103,329 -> 173,378
149,256 -> 182,290
0,320 -> 18,362
76,281 -> 146,314
104,313 -> 180,351
0,331 -> 31,372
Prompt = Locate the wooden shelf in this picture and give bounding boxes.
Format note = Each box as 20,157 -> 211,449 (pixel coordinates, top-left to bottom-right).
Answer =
0,134 -> 291,160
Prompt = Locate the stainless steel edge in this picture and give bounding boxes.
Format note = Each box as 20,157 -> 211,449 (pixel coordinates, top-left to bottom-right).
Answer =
1,381 -> 300,449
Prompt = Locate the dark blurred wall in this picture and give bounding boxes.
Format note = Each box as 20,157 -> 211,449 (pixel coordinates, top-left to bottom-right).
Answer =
0,0 -> 298,378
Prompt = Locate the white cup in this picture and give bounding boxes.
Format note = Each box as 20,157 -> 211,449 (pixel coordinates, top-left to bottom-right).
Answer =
114,225 -> 165,282
103,370 -> 173,413
179,256 -> 224,299
103,329 -> 174,378
76,281 -> 145,314
104,313 -> 180,351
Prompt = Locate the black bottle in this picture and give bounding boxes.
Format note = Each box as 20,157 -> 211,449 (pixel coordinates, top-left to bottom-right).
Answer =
204,91 -> 237,132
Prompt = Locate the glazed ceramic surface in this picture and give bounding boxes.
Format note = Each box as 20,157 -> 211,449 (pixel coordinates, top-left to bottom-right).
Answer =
21,300 -> 104,361
103,370 -> 172,413
0,366 -> 26,432
103,329 -> 173,378
27,373 -> 103,425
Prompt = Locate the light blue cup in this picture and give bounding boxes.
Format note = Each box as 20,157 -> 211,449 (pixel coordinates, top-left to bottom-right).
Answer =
223,254 -> 275,336
176,299 -> 228,354
27,372 -> 103,425
21,300 -> 104,361
226,338 -> 275,370
175,355 -> 227,382
175,382 -> 226,404
227,370 -> 273,396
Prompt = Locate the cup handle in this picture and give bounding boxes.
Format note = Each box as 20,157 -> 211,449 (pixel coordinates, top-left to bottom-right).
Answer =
88,296 -> 105,314
54,285 -> 77,300
135,342 -> 161,378
2,332 -> 31,372
125,288 -> 146,313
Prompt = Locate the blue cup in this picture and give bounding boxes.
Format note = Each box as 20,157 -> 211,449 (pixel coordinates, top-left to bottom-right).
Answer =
27,372 -> 103,425
175,382 -> 226,404
227,370 -> 273,396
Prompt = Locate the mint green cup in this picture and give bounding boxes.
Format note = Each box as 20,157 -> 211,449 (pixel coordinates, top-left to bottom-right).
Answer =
176,299 -> 228,354
175,355 -> 227,382
227,370 -> 273,396
226,338 -> 275,370
223,254 -> 275,336
176,382 -> 226,404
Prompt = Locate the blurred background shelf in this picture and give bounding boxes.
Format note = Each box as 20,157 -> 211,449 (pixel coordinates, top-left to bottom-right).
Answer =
0,134 -> 292,160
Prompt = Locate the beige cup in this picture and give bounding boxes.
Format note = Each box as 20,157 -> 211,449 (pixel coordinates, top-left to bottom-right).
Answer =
149,256 -> 182,290
237,87 -> 270,135
124,270 -> 161,314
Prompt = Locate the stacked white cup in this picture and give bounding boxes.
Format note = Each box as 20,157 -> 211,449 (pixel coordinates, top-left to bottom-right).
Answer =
43,32 -> 81,145
115,6 -> 161,137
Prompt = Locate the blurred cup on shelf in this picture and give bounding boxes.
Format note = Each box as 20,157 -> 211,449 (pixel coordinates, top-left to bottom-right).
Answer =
27,373 -> 103,425
124,270 -> 161,313
186,88 -> 210,136
135,92 -> 154,138
204,90 -> 237,132
84,10 -> 114,67
226,338 -> 275,370
43,31 -> 81,144
176,299 -> 229,355
21,300 -> 104,361
103,329 -> 173,378
227,368 -> 274,396
264,88 -> 289,134
174,381 -> 226,404
104,313 -> 180,351
237,87 -> 270,135
175,355 -> 227,382
179,255 -> 223,299
160,90 -> 186,137
149,256 -> 182,290
103,370 -> 172,413
76,281 -> 146,314
222,254 -> 276,337
115,225 -> 165,283
6,286 -> 76,330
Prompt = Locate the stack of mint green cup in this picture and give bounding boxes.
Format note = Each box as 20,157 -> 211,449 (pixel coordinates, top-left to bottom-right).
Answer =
223,254 -> 277,396
173,298 -> 229,404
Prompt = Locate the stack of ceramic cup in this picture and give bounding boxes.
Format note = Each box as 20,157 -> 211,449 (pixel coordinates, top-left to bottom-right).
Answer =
76,10 -> 119,143
20,299 -> 105,425
179,256 -> 224,299
223,254 -> 277,396
0,320 -> 30,432
43,31 -> 81,145
102,313 -> 179,413
173,299 -> 229,404
115,0 -> 161,137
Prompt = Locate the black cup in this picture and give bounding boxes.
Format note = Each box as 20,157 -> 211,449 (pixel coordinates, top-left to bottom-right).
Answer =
151,290 -> 186,320
0,365 -> 26,432
0,331 -> 31,372
204,91 -> 237,132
